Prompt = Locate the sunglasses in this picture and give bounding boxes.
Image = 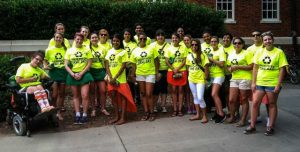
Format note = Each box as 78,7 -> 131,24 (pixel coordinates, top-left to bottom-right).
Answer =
100,34 -> 107,36
191,44 -> 198,46
139,38 -> 147,41
252,34 -> 261,37
234,42 -> 242,45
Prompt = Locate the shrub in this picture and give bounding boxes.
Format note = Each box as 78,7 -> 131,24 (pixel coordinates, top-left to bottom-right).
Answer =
0,0 -> 225,40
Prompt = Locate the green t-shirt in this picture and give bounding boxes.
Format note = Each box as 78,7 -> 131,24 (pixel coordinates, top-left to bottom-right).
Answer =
134,35 -> 151,45
48,38 -> 71,49
45,46 -> 66,68
123,41 -> 137,59
72,39 -> 91,50
90,45 -> 107,69
205,47 -> 225,77
253,47 -> 288,86
226,49 -> 253,80
16,63 -> 48,88
105,48 -> 128,83
130,45 -> 159,75
150,41 -> 170,71
186,52 -> 209,84
165,45 -> 188,71
64,47 -> 92,72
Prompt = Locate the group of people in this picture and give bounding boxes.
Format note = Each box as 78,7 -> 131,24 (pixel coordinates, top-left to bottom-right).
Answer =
15,23 -> 288,136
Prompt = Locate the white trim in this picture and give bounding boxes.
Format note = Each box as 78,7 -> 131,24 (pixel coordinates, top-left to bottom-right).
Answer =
216,0 -> 236,23
261,0 -> 280,22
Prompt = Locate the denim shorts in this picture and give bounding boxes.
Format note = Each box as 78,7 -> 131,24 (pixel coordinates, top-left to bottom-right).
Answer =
256,85 -> 280,92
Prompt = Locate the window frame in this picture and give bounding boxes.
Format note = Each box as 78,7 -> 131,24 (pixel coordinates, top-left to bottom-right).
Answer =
216,0 -> 236,24
260,0 -> 281,23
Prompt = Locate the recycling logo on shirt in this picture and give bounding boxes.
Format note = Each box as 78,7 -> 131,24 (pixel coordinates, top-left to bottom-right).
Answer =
263,56 -> 271,64
33,73 -> 39,79
231,59 -> 238,65
75,52 -> 82,57
55,53 -> 63,60
158,49 -> 164,55
175,50 -> 181,57
125,47 -> 130,53
109,54 -> 115,61
95,52 -> 101,58
140,52 -> 147,58
204,48 -> 211,54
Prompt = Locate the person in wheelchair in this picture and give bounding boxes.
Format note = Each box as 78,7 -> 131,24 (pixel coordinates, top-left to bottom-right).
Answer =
15,51 -> 54,113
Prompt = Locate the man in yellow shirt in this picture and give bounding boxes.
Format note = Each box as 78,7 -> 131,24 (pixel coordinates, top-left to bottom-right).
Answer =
134,23 -> 151,45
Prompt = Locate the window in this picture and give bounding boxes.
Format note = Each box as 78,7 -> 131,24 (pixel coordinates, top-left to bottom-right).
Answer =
261,0 -> 281,23
216,0 -> 235,23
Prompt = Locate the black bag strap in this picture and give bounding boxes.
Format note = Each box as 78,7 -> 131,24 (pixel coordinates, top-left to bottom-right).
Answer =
190,52 -> 205,72
90,46 -> 104,67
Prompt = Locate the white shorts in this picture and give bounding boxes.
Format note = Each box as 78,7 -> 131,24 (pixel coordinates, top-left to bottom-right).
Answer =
230,79 -> 251,90
211,77 -> 225,85
136,74 -> 156,83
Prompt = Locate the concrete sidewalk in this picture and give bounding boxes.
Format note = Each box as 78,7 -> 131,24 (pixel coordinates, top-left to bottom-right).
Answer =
0,84 -> 300,152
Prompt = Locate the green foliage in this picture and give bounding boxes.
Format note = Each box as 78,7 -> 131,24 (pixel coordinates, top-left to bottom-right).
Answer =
0,0 -> 225,40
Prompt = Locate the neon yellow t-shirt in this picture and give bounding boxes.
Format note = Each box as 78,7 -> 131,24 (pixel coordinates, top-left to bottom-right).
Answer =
226,49 -> 253,80
64,47 -> 92,72
105,48 -> 128,83
165,45 -> 188,71
134,35 -> 151,45
253,47 -> 288,86
16,63 -> 48,88
90,45 -> 106,69
123,41 -> 137,59
48,38 -> 71,49
45,46 -> 66,68
223,44 -> 235,75
205,47 -> 225,77
150,41 -> 170,71
98,41 -> 112,53
72,39 -> 90,50
247,44 -> 263,55
186,52 -> 209,84
130,45 -> 159,75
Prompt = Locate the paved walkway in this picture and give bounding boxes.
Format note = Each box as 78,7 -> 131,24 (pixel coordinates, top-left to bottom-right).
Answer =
0,83 -> 300,152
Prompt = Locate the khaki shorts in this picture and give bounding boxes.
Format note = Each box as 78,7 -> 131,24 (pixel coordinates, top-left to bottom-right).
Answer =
230,79 -> 251,90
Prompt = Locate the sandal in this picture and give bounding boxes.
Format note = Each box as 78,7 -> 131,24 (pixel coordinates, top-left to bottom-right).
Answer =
243,126 -> 256,134
60,107 -> 66,112
101,109 -> 110,116
148,113 -> 155,121
177,111 -> 184,117
171,111 -> 177,117
141,112 -> 149,121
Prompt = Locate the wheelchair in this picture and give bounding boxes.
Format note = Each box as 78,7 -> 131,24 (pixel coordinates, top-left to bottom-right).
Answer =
5,56 -> 59,137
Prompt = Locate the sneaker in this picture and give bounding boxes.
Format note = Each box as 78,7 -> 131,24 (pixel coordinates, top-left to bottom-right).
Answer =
244,126 -> 256,134
162,107 -> 167,113
74,116 -> 81,125
214,114 -> 226,123
80,116 -> 88,124
264,127 -> 274,136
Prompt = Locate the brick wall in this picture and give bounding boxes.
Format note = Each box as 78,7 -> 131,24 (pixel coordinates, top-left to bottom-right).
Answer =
190,0 -> 299,37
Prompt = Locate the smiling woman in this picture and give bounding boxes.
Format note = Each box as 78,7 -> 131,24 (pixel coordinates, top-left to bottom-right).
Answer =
15,51 -> 54,113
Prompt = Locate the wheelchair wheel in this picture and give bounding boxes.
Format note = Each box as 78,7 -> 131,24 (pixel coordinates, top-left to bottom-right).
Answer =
12,114 -> 27,136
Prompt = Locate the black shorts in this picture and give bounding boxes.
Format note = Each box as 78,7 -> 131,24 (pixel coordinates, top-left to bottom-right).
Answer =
153,70 -> 168,95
